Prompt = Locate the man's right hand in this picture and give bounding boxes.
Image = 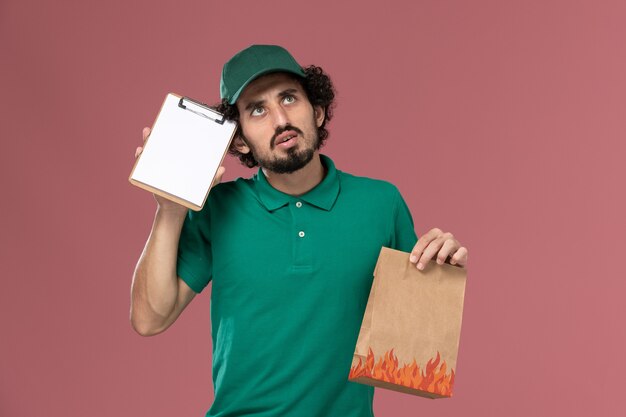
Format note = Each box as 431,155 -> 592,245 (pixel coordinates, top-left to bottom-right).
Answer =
131,126 -> 225,336
135,127 -> 226,215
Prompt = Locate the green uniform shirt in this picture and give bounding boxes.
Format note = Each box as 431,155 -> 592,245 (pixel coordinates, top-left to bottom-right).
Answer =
177,155 -> 417,417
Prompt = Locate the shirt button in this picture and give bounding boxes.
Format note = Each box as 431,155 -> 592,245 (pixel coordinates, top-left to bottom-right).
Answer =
296,201 -> 303,208
298,231 -> 305,238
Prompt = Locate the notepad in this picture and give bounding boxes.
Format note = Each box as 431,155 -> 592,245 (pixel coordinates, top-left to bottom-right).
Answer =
129,93 -> 237,211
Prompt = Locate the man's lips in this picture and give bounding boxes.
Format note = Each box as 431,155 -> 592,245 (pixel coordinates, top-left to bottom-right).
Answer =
276,130 -> 298,143
274,130 -> 299,147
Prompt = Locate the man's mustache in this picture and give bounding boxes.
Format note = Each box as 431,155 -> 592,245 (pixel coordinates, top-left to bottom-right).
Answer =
271,125 -> 304,149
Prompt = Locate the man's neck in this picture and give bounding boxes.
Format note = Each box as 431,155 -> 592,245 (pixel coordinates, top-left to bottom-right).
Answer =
262,152 -> 326,196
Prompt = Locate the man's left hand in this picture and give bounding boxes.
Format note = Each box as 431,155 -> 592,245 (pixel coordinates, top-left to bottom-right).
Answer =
409,228 -> 468,270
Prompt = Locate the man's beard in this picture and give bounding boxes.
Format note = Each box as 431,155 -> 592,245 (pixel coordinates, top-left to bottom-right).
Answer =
243,122 -> 320,174
259,146 -> 316,174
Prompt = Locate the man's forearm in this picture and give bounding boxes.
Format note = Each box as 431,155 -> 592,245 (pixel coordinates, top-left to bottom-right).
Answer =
130,208 -> 187,335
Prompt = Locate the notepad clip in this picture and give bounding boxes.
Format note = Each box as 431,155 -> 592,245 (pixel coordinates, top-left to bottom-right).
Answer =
178,97 -> 225,125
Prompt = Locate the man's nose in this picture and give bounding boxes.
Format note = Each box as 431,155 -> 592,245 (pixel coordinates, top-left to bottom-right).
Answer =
271,105 -> 289,129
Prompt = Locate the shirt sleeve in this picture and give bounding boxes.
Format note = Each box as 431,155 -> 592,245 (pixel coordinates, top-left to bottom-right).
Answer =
390,187 -> 418,252
176,206 -> 213,294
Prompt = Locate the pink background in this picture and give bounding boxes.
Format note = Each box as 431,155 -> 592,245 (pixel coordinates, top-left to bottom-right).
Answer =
1,1 -> 625,416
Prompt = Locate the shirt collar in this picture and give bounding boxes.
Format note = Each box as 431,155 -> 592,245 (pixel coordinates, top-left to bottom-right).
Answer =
254,154 -> 341,212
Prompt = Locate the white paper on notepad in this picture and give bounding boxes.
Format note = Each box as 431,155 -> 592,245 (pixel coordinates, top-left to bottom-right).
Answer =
131,94 -> 237,207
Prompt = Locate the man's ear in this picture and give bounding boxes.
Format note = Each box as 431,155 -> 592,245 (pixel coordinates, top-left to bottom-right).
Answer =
313,105 -> 325,128
233,134 -> 251,154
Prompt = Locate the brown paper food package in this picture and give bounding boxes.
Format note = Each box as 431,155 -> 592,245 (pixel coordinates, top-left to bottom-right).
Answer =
348,247 -> 467,399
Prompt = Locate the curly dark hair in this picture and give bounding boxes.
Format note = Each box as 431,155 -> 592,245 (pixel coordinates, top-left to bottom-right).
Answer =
215,65 -> 336,168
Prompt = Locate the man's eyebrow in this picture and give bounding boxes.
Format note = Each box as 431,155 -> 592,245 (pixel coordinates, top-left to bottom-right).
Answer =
278,88 -> 299,97
244,99 -> 265,112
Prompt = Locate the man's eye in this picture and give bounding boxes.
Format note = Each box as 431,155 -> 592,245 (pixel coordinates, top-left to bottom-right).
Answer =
283,96 -> 295,104
251,107 -> 265,116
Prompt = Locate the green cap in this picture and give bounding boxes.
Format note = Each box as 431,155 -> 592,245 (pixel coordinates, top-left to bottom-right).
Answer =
220,45 -> 306,105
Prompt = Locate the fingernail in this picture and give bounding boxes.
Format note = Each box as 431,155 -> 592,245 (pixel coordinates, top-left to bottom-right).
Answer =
417,263 -> 424,270
410,255 -> 417,263
437,259 -> 444,265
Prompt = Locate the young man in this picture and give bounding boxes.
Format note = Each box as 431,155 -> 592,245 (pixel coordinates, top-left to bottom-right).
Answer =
131,45 -> 468,417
